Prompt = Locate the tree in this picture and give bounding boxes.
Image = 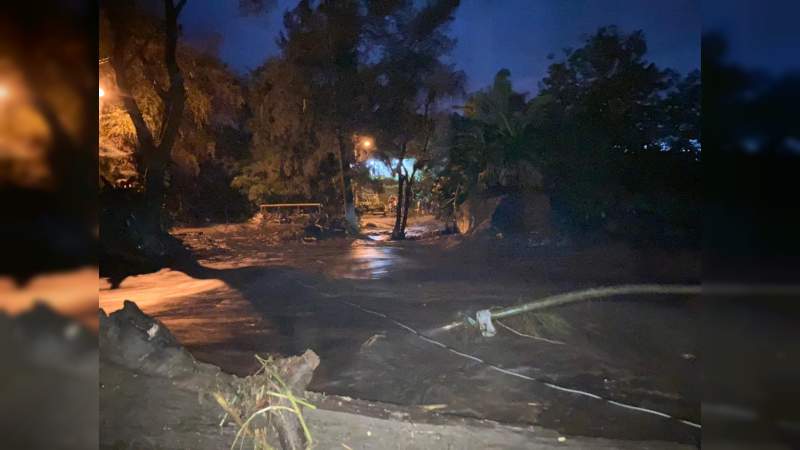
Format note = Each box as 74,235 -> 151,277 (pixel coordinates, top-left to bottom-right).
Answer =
233,57 -> 341,211
365,0 -> 464,239
102,0 -> 188,248
235,0 -> 463,237
534,26 -> 699,240
278,0 -> 366,232
434,69 -> 539,224
435,26 -> 701,243
100,33 -> 247,220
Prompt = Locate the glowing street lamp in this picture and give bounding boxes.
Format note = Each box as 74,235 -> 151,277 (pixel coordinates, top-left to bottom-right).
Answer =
359,136 -> 374,149
99,86 -> 105,98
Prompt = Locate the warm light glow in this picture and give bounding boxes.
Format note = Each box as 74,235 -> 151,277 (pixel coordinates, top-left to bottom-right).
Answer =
0,85 -> 8,99
99,87 -> 105,98
360,136 -> 374,149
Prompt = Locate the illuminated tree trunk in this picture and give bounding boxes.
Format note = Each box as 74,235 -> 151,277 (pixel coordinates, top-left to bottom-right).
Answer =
391,174 -> 406,239
399,167 -> 417,237
336,132 -> 359,233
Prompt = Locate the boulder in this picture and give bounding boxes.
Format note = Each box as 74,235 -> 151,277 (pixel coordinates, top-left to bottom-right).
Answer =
455,195 -> 503,235
456,191 -> 552,237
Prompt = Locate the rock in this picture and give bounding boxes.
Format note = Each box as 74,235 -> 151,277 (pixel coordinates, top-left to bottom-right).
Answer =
455,191 -> 552,237
99,300 -> 199,382
455,195 -> 503,235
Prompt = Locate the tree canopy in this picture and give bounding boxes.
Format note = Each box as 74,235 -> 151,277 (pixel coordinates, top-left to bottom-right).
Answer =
435,26 -> 701,244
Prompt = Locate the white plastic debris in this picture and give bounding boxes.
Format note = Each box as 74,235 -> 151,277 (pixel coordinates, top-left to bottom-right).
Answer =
146,323 -> 159,340
476,309 -> 496,337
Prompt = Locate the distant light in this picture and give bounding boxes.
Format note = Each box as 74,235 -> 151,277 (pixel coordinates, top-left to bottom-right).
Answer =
99,87 -> 105,98
0,86 -> 8,99
360,136 -> 374,149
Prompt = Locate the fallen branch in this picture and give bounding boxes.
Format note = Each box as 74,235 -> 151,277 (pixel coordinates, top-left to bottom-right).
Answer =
433,283 -> 800,333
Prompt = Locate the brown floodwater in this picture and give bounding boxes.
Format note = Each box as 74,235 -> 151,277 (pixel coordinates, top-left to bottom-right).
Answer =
100,215 -> 701,445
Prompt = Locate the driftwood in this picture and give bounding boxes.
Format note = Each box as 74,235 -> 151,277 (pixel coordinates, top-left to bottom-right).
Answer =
100,300 -> 319,449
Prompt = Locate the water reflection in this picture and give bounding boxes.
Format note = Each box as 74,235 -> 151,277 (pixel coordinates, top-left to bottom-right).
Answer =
325,241 -> 404,279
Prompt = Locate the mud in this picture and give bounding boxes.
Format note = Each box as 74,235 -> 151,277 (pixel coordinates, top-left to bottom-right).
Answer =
100,214 -> 702,447
99,300 -> 694,449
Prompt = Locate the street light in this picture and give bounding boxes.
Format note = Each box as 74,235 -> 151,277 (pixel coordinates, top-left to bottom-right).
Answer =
359,136 -> 374,149
99,86 -> 105,98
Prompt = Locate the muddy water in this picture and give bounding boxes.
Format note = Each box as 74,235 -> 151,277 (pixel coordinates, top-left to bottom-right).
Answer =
100,217 -> 700,445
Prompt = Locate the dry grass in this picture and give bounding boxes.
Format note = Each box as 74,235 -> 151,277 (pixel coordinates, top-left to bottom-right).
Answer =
497,310 -> 572,341
213,355 -> 316,450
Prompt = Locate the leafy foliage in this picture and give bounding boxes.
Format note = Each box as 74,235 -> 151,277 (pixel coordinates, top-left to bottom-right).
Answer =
100,4 -> 248,223
234,0 -> 463,230
436,26 -> 701,244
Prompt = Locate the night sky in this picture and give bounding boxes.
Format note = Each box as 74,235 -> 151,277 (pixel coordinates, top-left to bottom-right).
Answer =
703,0 -> 800,74
182,0 -> 702,94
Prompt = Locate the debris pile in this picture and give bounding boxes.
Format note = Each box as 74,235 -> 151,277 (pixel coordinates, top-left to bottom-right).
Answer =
100,300 -> 319,449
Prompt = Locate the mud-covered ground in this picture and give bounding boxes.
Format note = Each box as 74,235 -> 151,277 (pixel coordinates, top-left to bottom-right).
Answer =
100,214 -> 701,447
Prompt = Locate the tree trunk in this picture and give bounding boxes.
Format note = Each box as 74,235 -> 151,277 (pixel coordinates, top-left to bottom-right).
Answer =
107,0 -> 187,234
391,174 -> 406,240
104,0 -> 188,265
143,159 -> 167,230
399,168 -> 417,237
336,132 -> 358,233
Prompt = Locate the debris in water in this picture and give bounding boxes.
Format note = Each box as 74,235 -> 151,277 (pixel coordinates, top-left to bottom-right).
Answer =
146,323 -> 159,340
421,404 -> 447,411
361,333 -> 386,348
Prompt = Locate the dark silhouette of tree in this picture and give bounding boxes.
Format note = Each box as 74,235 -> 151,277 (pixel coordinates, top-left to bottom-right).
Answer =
279,0 -> 365,232
365,0 -> 464,239
238,0 -> 462,238
102,0 -> 189,257
100,0 -> 254,275
436,26 -> 701,244
703,32 -> 800,274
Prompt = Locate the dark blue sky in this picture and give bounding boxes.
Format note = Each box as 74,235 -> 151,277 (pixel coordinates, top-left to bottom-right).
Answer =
703,0 -> 800,74
181,0 -> 701,93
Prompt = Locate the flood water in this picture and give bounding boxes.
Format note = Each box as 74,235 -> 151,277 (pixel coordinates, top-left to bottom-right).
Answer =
100,215 -> 701,445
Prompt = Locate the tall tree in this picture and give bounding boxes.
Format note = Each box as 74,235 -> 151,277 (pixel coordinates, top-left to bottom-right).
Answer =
278,0 -> 365,232
366,0 -> 463,239
102,0 -> 188,241
436,27 -> 701,243
100,31 -> 247,221
233,57 -> 340,209
535,26 -> 697,238
237,0 -> 463,237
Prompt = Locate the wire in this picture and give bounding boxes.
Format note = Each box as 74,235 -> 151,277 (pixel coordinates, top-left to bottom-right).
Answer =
295,280 -> 701,430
